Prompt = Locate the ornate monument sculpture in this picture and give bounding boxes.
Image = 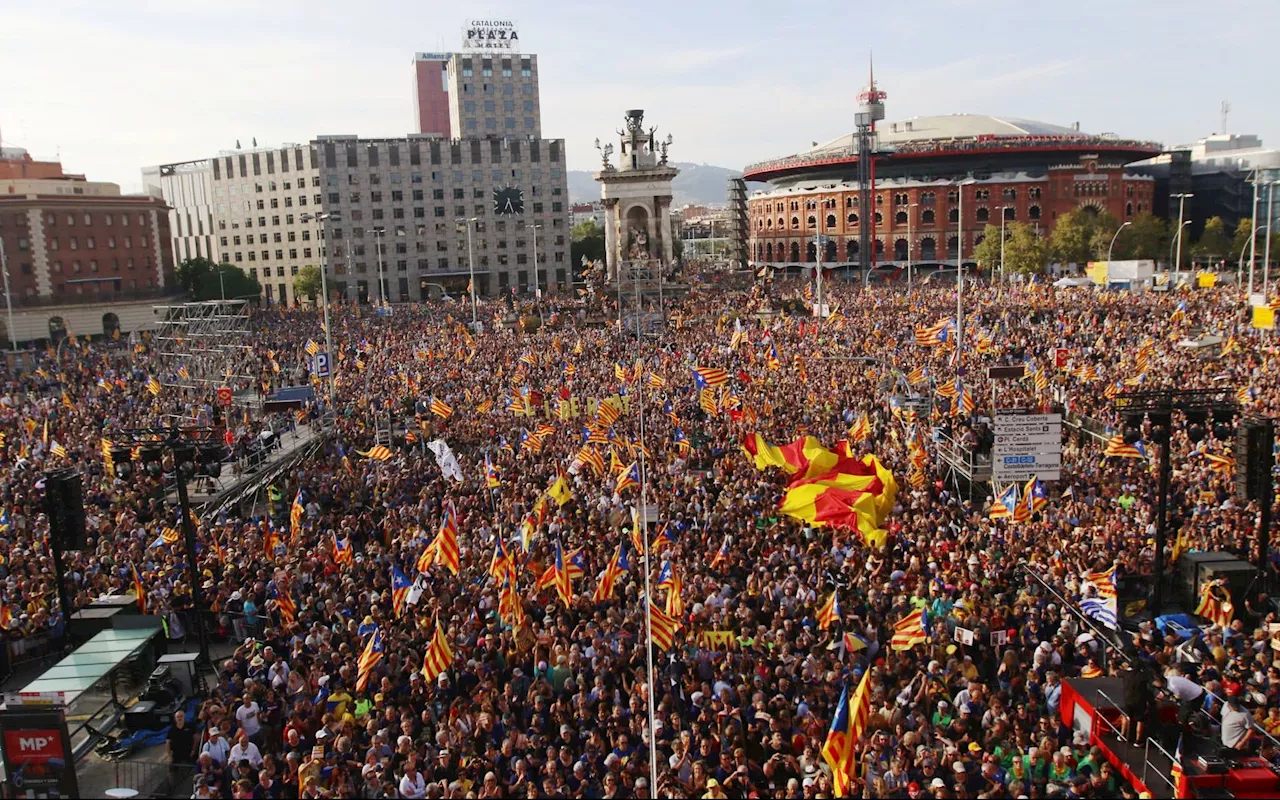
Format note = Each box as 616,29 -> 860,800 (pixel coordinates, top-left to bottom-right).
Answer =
593,110 -> 679,281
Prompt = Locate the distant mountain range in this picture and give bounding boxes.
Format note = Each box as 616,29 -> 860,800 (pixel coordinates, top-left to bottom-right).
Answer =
567,162 -> 743,208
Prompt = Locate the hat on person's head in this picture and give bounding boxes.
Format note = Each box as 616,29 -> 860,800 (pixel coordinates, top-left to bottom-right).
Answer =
803,776 -> 816,788
953,761 -> 967,772
208,726 -> 220,736
706,778 -> 720,787
931,778 -> 947,788
362,764 -> 376,777
968,742 -> 981,753
316,728 -> 329,739
230,591 -> 242,601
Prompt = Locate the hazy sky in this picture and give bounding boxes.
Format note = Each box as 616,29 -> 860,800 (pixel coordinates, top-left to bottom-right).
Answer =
3,0 -> 1277,193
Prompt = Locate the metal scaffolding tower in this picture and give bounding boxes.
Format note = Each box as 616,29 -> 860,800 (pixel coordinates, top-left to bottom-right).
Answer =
150,300 -> 256,395
617,259 -> 668,339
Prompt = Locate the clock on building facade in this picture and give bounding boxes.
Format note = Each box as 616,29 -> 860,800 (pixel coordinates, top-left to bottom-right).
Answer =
493,186 -> 525,216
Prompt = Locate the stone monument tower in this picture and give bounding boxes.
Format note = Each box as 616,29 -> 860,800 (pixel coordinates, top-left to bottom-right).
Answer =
594,110 -> 679,281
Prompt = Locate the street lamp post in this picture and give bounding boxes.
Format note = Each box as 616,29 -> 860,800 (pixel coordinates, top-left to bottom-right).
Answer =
1107,221 -> 1132,266
300,213 -> 336,410
906,203 -> 918,291
0,237 -> 16,351
1172,193 -> 1194,286
372,227 -> 387,307
1247,176 -> 1260,299
814,230 -> 824,317
531,223 -> 542,301
998,206 -> 1007,285
1169,220 -> 1191,283
1264,181 -> 1276,299
457,218 -> 478,327
956,179 -> 973,368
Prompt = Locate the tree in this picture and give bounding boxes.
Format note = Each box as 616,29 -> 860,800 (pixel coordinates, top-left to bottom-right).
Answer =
294,265 -> 323,300
1048,209 -> 1094,266
1229,218 -> 1253,263
1192,216 -> 1229,262
1116,211 -> 1167,260
570,218 -> 605,270
1003,222 -> 1049,275
971,224 -> 1003,272
175,257 -> 261,301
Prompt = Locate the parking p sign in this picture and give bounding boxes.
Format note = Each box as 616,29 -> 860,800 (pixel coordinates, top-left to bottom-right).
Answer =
314,352 -> 330,378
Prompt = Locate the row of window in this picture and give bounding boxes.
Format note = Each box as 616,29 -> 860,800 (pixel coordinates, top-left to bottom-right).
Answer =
459,83 -> 534,97
222,231 -> 313,246
768,187 -> 1044,214
15,256 -> 154,276
241,250 -> 568,279
42,212 -> 148,227
323,168 -> 560,185
53,277 -> 152,295
757,237 -> 962,262
319,138 -> 561,170
759,205 -> 1043,231
322,202 -> 561,223
48,234 -> 148,251
461,100 -> 536,113
232,178 -> 322,193
460,117 -> 537,132
336,189 -> 559,204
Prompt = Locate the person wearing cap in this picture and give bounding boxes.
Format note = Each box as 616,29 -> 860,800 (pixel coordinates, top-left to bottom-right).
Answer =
702,776 -> 728,799
1221,692 -> 1258,755
202,725 -> 230,768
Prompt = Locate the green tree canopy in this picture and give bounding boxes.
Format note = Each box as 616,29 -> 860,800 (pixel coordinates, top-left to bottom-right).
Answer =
175,257 -> 261,301
294,265 -> 323,300
972,222 -> 1048,276
1192,216 -> 1229,262
1115,212 -> 1168,260
571,218 -> 605,269
1048,209 -> 1094,266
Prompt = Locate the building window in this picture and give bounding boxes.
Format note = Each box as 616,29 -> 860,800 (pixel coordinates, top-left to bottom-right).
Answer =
921,209 -> 935,225
825,214 -> 836,229
791,216 -> 800,230
1003,207 -> 1016,221
895,211 -> 908,225
976,207 -> 989,223
1028,205 -> 1041,221
846,213 -> 858,226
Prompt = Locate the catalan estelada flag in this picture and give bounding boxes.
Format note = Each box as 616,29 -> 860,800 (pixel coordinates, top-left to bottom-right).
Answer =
816,591 -> 839,631
914,318 -> 953,347
709,536 -> 730,570
1171,735 -> 1188,799
766,343 -> 781,370
848,413 -> 871,443
822,674 -> 871,797
1083,565 -> 1118,601
332,533 -> 354,566
989,484 -> 1017,520
1203,452 -> 1235,474
552,540 -> 573,607
691,366 -> 729,389
391,565 -> 412,617
421,617 -> 453,683
146,377 -> 162,396
1024,477 -> 1049,514
890,608 -> 929,650
648,600 -> 680,650
290,490 -> 306,540
1102,435 -> 1145,459
484,455 -> 501,488
593,542 -> 630,603
649,522 -> 677,553
427,503 -> 461,575
595,396 -> 624,426
1195,579 -> 1234,629
615,461 -> 641,494
273,586 -> 296,627
356,628 -> 383,692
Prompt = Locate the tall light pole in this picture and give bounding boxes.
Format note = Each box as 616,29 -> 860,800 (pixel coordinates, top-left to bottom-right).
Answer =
1264,181 -> 1276,299
0,237 -> 16,351
372,227 -> 387,307
530,223 -> 542,301
1172,192 -> 1193,287
906,202 -> 918,291
998,205 -> 1007,285
1107,221 -> 1132,266
300,213 -> 337,410
814,229 -> 824,317
1247,176 -> 1260,299
956,178 -> 973,369
457,217 -> 478,327
1169,220 -> 1191,287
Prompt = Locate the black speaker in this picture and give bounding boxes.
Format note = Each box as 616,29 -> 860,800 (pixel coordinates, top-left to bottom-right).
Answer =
1236,417 -> 1275,502
44,468 -> 86,550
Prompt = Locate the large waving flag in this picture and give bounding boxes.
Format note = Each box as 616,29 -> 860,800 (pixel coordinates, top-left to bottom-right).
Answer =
890,608 -> 929,650
1024,477 -> 1049,514
552,540 -> 573,608
914,318 -> 953,347
423,503 -> 461,575
547,472 -> 573,507
356,628 -> 384,692
692,366 -> 730,389
1083,565 -> 1118,601
649,522 -> 677,553
708,536 -> 730,570
822,673 -> 871,797
131,563 -> 148,614
847,413 -> 871,444
1081,595 -> 1118,630
429,396 -> 454,419
1102,436 -> 1146,459
484,455 -> 501,488
421,617 -> 453,682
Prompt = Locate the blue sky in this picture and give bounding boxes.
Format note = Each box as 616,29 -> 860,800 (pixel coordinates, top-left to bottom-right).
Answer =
2,0 -> 1276,192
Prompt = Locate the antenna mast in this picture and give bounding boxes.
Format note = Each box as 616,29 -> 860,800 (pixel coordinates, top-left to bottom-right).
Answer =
1221,100 -> 1231,134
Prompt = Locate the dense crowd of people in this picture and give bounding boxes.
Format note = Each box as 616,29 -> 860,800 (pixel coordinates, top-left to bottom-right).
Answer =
1,273 -> 1278,798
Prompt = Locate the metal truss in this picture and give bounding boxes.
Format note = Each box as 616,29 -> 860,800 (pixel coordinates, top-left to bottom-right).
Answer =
150,300 -> 256,393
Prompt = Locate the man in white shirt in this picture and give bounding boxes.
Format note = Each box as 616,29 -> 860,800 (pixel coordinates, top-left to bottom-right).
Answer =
201,727 -> 230,767
1221,695 -> 1257,754
228,730 -> 263,770
1159,668 -> 1206,726
399,763 -> 427,799
235,693 -> 262,742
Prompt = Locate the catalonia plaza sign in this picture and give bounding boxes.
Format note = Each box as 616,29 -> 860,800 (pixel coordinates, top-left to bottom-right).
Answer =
464,20 -> 520,51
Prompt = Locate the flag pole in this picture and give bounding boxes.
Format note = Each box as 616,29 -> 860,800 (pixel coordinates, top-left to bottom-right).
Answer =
635,353 -> 659,794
